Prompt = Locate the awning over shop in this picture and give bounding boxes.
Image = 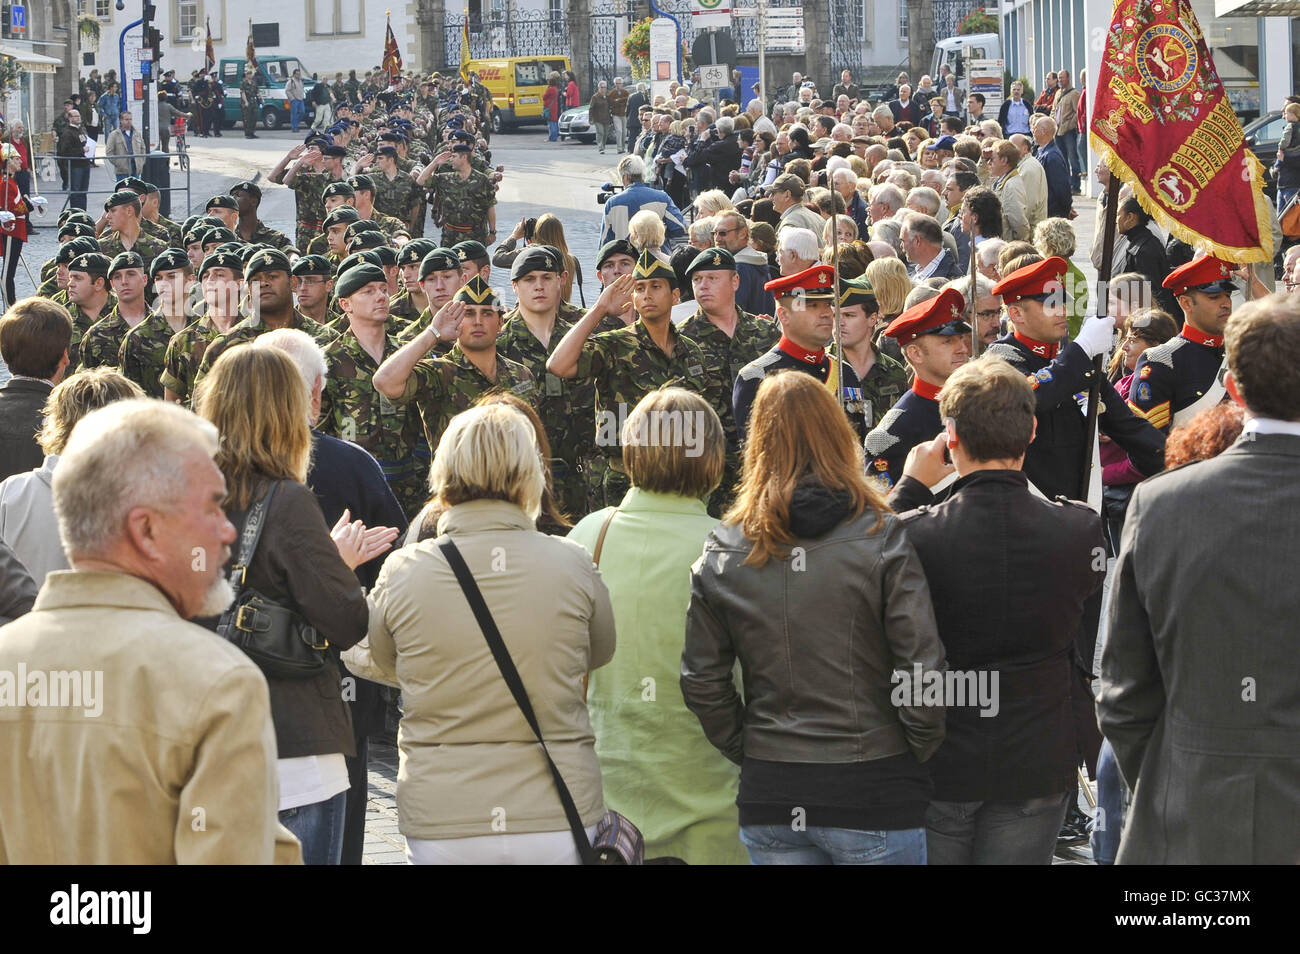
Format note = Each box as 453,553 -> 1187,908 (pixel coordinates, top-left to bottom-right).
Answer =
0,45 -> 61,74
1216,0 -> 1300,15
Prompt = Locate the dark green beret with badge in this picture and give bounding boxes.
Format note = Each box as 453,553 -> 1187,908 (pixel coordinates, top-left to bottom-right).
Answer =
56,237 -> 100,264
68,252 -> 111,277
59,208 -> 95,227
510,244 -> 563,281
322,206 -> 361,230
292,254 -> 333,278
684,247 -> 735,278
205,193 -> 238,211
323,180 -> 356,200
202,227 -> 239,246
336,249 -> 387,278
107,251 -> 146,278
397,238 -> 438,268
104,190 -> 140,211
596,239 -> 636,268
149,247 -> 192,278
453,240 -> 488,265
57,222 -> 97,242
115,175 -> 147,194
199,250 -> 244,277
420,247 -> 462,280
230,180 -> 262,200
347,174 -> 376,194
243,247 -> 292,281
452,275 -> 502,311
633,249 -> 678,288
344,219 -> 382,241
335,262 -> 388,298
347,230 -> 389,255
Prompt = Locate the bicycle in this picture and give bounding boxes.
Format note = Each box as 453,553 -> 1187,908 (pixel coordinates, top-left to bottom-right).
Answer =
173,116 -> 189,173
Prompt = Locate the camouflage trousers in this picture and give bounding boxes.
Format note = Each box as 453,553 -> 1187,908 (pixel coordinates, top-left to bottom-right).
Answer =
242,107 -> 258,134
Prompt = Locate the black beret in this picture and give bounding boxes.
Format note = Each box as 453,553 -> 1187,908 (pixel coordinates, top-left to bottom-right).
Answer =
57,222 -> 97,241
596,239 -> 636,268
334,262 -> 388,298
114,175 -> 148,194
321,144 -> 348,158
198,250 -> 244,277
376,145 -> 399,159
107,251 -> 146,278
510,245 -> 564,281
322,206 -> 362,230
205,193 -> 239,211
202,227 -> 239,246
229,180 -> 262,199
149,247 -> 192,277
291,254 -> 333,277
104,190 -> 141,211
397,238 -> 438,268
243,247 -> 292,281
453,240 -> 488,264
322,180 -> 356,200
68,252 -> 112,276
451,142 -> 472,154
419,247 -> 461,279
347,173 -> 376,194
56,237 -> 100,264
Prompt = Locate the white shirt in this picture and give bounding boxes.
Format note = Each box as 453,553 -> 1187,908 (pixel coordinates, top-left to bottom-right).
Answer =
278,754 -> 350,811
1242,416 -> 1300,438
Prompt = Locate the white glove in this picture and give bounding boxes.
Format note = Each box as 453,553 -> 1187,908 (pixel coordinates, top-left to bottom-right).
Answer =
1073,314 -> 1116,360
0,211 -> 15,227
31,196 -> 47,214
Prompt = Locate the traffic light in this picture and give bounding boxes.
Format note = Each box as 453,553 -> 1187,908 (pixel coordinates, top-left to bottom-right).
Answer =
146,26 -> 163,62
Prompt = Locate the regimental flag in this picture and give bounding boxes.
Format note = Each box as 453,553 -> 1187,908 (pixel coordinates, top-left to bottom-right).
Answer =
245,18 -> 258,70
1090,0 -> 1272,262
203,17 -> 215,74
382,11 -> 402,82
459,10 -> 471,83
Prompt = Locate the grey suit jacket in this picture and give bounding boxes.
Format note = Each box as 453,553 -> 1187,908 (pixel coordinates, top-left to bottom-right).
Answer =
1098,430 -> 1300,864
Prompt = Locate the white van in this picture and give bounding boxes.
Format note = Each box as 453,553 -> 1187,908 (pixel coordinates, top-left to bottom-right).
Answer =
930,33 -> 1002,86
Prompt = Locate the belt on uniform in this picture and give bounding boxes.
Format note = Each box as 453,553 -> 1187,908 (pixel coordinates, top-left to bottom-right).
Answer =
442,223 -> 474,233
376,458 -> 418,480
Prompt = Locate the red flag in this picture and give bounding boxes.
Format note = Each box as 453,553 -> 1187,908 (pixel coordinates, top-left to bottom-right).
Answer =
204,17 -> 215,74
383,13 -> 403,82
245,18 -> 258,70
1090,0 -> 1272,261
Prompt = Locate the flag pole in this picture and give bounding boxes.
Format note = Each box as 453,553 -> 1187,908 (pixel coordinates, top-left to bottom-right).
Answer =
1081,171 -> 1121,498
968,220 -> 979,357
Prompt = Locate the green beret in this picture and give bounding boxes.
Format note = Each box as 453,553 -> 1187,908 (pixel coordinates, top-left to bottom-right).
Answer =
57,222 -> 97,242
243,247 -> 292,281
291,254 -> 333,278
510,245 -> 563,281
104,190 -> 140,211
685,247 -> 736,277
335,262 -> 388,298
452,275 -> 502,310
347,231 -> 389,255
230,180 -> 262,200
205,194 -> 238,211
107,251 -> 146,278
322,180 -> 356,200
837,276 -> 878,310
149,248 -> 192,277
114,175 -> 148,194
420,248 -> 462,279
344,219 -> 381,241
202,227 -> 239,246
236,244 -> 264,265
633,249 -> 678,288
199,250 -> 245,277
336,250 -> 386,278
197,215 -> 228,230
322,206 -> 362,230
56,237 -> 100,265
347,174 -> 376,194
68,252 -> 112,276
58,208 -> 95,227
596,239 -> 637,268
397,238 -> 438,268
453,240 -> 488,264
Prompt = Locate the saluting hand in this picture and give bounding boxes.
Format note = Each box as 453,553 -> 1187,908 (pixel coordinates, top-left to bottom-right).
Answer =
598,273 -> 635,316
431,299 -> 466,344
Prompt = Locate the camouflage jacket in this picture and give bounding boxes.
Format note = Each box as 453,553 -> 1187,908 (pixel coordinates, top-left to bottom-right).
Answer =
425,169 -> 495,244
318,327 -> 428,518
373,171 -> 425,231
64,294 -> 118,369
389,343 -> 535,452
239,218 -> 296,252
195,311 -> 339,384
160,316 -> 224,404
77,305 -> 146,373
387,290 -> 425,325
140,217 -> 178,248
151,213 -> 185,247
98,229 -> 171,271
118,308 -> 189,398
851,348 -> 911,429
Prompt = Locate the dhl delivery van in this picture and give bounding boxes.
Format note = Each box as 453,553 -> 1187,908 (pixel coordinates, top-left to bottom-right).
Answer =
467,56 -> 571,132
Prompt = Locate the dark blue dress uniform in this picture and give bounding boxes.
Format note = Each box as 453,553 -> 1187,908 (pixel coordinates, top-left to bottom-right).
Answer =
987,257 -> 1166,501
864,288 -> 971,490
733,265 -> 871,442
1128,256 -> 1235,433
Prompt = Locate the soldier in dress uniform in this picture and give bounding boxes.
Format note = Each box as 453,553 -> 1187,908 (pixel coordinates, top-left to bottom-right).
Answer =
985,256 -> 1166,502
865,287 -> 973,491
1128,255 -> 1236,433
835,275 -> 910,429
732,264 -> 871,443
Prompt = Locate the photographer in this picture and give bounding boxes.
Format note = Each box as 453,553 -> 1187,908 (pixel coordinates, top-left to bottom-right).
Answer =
684,115 -> 742,195
597,154 -> 688,248
491,215 -> 539,269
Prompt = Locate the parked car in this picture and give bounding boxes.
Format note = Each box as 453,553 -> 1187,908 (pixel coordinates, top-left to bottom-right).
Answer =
220,57 -> 317,130
559,106 -> 596,144
1245,110 -> 1284,199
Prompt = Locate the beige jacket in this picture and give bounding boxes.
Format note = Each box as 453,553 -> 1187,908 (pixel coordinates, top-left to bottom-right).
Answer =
365,499 -> 616,840
1017,153 -> 1048,229
0,571 -> 301,864
994,168 -> 1029,242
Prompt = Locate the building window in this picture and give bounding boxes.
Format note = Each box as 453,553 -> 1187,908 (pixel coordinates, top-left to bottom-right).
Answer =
95,0 -> 112,19
311,0 -> 364,36
549,0 -> 563,36
898,0 -> 908,40
177,0 -> 199,42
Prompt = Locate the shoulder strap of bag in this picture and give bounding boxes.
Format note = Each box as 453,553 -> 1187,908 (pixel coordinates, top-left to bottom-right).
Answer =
217,480 -> 278,632
437,537 -> 597,865
591,508 -> 619,568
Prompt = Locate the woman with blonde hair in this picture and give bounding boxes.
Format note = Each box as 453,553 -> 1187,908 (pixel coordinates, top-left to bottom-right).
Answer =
693,188 -> 735,219
533,213 -> 584,306
682,371 -> 944,865
627,208 -> 666,255
822,213 -> 859,249
363,402 -> 616,864
196,345 -> 394,865
864,257 -> 911,322
821,239 -> 874,278
569,388 -> 745,864
1032,216 -> 1089,337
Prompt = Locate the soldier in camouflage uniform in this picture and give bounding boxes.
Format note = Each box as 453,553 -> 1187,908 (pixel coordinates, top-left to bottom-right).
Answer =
160,249 -> 247,404
194,248 -> 338,385
38,230 -> 98,301
396,247 -> 464,342
62,252 -> 118,369
677,247 -> 782,507
240,71 -> 262,137
118,249 -> 195,398
142,184 -> 184,248
317,261 -> 428,518
388,238 -> 438,326
289,254 -> 339,328
494,246 -> 596,519
315,205 -> 362,262
97,190 -> 170,272
415,142 -> 496,247
77,251 -> 150,372
368,145 -> 425,233
348,174 -> 410,239
548,251 -> 730,511
268,142 -> 348,250
230,180 -> 295,251
375,272 -> 535,456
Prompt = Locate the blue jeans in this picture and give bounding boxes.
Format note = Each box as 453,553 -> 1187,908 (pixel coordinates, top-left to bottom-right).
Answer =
925,791 -> 1070,864
1056,129 -> 1081,188
290,99 -> 305,132
279,791 -> 347,865
1091,739 -> 1128,864
739,825 -> 927,865
101,112 -> 120,134
68,164 -> 91,210
548,120 -> 560,141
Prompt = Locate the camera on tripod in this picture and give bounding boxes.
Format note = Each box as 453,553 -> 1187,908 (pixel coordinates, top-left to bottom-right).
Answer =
596,182 -> 623,206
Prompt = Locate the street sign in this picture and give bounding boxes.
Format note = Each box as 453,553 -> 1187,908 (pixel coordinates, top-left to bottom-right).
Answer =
692,29 -> 738,68
692,0 -> 731,29
10,4 -> 25,34
766,8 -> 804,18
649,17 -> 678,103
699,63 -> 730,91
970,58 -> 1005,115
139,47 -> 153,61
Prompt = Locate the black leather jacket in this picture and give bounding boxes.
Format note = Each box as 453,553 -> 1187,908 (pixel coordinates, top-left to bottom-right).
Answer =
682,481 -> 946,766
